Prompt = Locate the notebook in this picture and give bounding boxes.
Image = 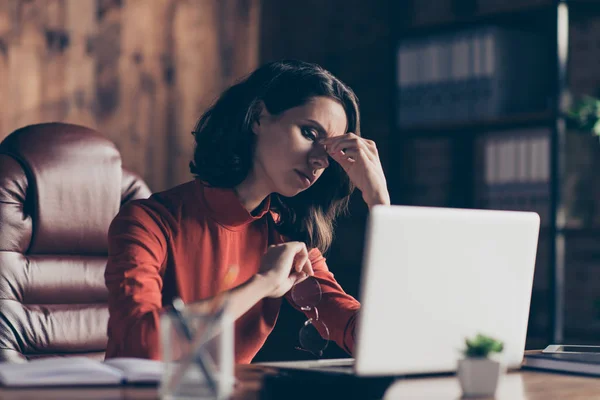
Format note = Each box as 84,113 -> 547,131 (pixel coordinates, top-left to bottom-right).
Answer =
0,357 -> 163,387
522,352 -> 600,377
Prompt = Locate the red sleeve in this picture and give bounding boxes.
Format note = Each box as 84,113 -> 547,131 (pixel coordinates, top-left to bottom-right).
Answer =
286,248 -> 361,355
104,202 -> 168,360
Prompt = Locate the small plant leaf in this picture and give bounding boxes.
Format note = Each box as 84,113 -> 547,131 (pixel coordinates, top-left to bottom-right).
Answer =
463,333 -> 504,358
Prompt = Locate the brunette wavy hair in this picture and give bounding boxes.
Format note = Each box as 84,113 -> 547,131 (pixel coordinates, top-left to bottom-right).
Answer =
190,60 -> 360,253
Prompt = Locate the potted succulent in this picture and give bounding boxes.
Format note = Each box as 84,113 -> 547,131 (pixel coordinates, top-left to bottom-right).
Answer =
566,94 -> 600,138
563,95 -> 600,227
457,334 -> 505,398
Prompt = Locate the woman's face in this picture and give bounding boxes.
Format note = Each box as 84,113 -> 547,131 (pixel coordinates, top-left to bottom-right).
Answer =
252,96 -> 348,197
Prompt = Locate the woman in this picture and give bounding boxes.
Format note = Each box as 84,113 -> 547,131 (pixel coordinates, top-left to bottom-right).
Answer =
104,60 -> 390,363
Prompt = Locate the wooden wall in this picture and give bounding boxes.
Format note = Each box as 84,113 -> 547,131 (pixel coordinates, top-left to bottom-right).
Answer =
0,0 -> 392,361
0,0 -> 260,192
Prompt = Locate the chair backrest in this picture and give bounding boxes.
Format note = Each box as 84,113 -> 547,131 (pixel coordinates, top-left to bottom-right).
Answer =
0,123 -> 151,362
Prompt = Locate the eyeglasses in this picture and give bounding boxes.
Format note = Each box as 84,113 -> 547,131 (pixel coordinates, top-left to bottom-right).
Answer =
291,276 -> 329,357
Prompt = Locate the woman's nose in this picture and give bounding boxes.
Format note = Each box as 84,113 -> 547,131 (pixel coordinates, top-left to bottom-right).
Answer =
309,143 -> 329,170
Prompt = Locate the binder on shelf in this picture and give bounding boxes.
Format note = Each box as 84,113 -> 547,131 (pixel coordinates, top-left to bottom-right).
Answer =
475,128 -> 551,226
397,25 -> 550,129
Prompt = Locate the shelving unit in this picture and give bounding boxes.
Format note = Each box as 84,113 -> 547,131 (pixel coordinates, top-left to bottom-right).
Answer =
400,111 -> 556,138
400,2 -> 555,35
394,0 -> 600,349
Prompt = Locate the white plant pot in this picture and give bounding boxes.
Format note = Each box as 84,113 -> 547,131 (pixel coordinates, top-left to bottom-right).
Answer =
457,357 -> 503,398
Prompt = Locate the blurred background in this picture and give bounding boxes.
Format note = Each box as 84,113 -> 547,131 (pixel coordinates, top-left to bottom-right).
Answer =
2,0 -> 600,361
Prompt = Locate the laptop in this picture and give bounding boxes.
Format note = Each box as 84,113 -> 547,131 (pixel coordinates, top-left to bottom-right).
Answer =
258,205 -> 540,377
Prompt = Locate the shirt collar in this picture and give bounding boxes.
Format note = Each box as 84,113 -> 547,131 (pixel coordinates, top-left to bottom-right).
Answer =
197,180 -> 271,229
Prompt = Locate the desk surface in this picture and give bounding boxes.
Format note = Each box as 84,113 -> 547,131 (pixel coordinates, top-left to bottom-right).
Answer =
0,364 -> 598,399
382,370 -> 600,399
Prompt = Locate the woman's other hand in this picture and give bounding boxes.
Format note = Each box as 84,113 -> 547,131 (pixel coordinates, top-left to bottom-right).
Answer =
322,133 -> 390,208
257,242 -> 315,298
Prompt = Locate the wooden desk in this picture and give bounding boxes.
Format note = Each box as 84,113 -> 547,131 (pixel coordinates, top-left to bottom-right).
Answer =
0,365 -> 598,399
383,370 -> 600,399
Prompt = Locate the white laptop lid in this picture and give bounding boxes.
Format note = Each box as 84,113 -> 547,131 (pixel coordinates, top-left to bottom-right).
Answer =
354,205 -> 540,376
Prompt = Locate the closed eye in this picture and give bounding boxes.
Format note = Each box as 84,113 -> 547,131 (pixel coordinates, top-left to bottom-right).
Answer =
301,127 -> 318,142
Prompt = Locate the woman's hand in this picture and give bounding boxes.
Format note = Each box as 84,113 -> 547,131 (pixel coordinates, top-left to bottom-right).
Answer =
322,133 -> 390,208
257,242 -> 315,298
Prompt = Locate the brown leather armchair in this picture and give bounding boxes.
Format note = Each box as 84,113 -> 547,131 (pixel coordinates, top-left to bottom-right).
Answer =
0,123 -> 151,362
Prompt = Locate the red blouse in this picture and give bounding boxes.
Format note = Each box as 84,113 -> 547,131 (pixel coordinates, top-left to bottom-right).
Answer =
104,180 -> 360,363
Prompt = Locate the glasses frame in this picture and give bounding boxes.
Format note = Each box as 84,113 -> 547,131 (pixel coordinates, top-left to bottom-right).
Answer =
291,276 -> 330,357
